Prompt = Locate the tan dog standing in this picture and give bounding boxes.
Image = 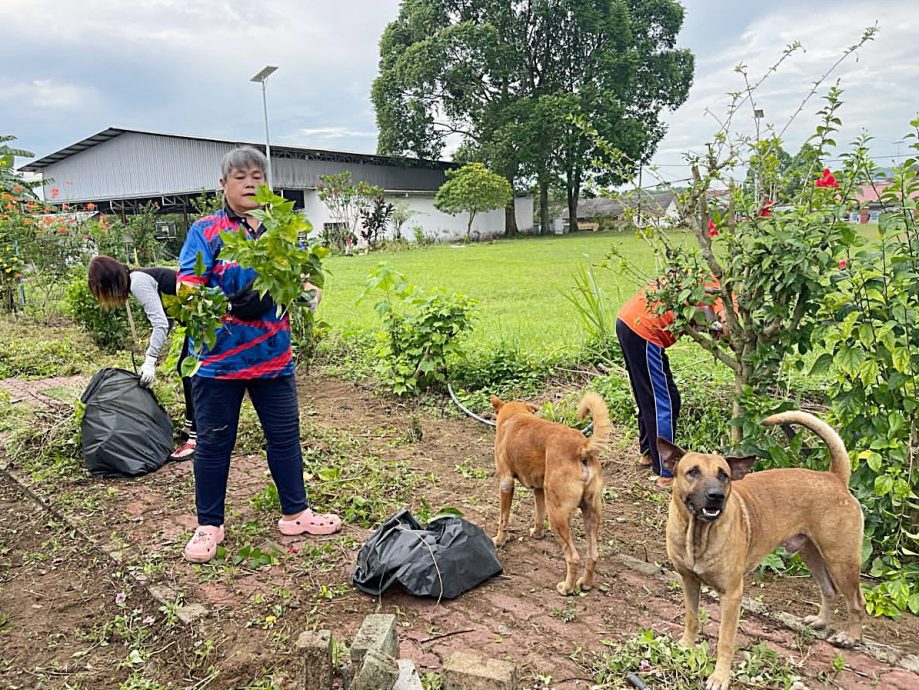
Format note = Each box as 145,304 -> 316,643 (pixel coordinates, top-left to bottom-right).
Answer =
658,411 -> 866,690
491,392 -> 610,595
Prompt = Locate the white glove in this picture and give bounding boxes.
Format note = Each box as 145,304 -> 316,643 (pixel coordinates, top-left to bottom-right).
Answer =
139,355 -> 157,387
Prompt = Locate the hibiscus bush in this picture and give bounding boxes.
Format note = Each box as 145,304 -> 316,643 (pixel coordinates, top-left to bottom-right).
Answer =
588,28 -> 917,616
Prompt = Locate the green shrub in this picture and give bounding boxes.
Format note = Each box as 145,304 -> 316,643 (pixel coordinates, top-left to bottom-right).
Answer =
360,262 -> 476,395
65,273 -> 130,350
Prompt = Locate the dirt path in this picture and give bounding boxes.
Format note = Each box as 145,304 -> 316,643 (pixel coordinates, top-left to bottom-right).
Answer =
0,371 -> 917,689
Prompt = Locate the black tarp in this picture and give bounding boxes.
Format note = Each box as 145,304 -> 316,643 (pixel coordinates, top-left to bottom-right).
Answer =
352,509 -> 503,600
80,368 -> 173,477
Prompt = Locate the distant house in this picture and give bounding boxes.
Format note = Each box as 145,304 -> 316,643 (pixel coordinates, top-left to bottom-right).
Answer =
560,190 -> 678,230
20,127 -> 533,241
851,180 -> 919,224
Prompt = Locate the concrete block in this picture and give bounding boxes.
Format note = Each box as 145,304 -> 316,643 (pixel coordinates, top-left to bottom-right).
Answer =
350,648 -> 399,690
295,629 -> 333,690
394,659 -> 424,690
444,651 -> 517,690
350,613 -> 398,664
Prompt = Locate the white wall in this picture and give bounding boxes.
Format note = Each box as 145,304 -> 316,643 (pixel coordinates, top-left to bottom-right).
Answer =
302,191 -> 533,242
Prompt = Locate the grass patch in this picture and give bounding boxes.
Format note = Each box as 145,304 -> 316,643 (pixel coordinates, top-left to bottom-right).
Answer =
319,231 -> 675,357
592,629 -> 808,689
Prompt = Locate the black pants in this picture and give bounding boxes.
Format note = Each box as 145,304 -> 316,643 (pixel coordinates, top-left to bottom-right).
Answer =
616,318 -> 680,477
178,336 -> 196,436
191,375 -> 306,526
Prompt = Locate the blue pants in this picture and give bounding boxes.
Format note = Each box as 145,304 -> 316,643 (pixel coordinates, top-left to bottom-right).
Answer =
616,318 -> 681,477
191,375 -> 307,526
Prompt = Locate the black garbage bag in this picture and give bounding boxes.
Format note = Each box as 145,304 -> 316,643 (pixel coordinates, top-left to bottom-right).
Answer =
352,509 -> 503,600
80,368 -> 173,477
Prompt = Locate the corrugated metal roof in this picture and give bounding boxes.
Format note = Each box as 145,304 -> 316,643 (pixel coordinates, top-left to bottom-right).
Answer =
20,127 -> 452,173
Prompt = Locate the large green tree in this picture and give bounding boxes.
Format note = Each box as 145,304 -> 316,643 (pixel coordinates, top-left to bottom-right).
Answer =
372,0 -> 693,234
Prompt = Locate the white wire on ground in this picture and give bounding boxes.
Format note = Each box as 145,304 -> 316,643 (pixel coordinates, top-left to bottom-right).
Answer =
446,382 -> 594,435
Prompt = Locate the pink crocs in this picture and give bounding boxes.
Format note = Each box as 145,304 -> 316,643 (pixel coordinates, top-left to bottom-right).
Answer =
183,525 -> 224,563
278,509 -> 342,536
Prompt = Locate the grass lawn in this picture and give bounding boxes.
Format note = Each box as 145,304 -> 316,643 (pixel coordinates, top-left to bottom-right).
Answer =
319,230 -> 687,356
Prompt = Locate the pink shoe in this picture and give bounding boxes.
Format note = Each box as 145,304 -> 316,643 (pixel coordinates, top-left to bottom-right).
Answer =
183,525 -> 224,563
278,509 -> 342,536
170,440 -> 196,462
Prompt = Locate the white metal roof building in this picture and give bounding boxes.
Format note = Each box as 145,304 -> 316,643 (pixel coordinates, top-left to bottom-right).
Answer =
21,128 -> 533,240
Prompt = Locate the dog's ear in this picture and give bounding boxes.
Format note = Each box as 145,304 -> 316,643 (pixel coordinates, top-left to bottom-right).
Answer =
526,402 -> 539,413
725,455 -> 757,480
657,438 -> 685,474
490,395 -> 504,411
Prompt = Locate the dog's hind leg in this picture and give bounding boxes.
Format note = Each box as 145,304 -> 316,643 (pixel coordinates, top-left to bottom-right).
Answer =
576,485 -> 602,591
822,544 -> 866,648
797,539 -> 836,631
678,572 -> 702,647
493,476 -> 515,547
530,488 -> 546,538
548,508 -> 580,595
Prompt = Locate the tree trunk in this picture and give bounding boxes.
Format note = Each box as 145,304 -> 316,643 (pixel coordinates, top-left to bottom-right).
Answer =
467,211 -> 475,240
539,178 -> 550,235
504,201 -> 518,237
567,190 -> 579,233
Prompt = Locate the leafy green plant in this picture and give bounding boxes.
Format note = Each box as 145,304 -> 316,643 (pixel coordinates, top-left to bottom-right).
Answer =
358,262 -> 476,395
434,163 -> 512,240
65,271 -> 131,350
359,195 -> 394,249
808,126 -> 919,617
592,630 -> 805,689
563,264 -> 621,364
220,187 -> 328,308
316,171 -> 382,251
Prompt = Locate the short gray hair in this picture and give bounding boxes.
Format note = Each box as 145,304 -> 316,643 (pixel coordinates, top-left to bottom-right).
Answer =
220,147 -> 267,180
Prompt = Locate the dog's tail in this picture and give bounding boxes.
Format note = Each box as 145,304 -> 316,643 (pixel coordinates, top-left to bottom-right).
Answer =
578,392 -> 611,461
761,410 -> 851,483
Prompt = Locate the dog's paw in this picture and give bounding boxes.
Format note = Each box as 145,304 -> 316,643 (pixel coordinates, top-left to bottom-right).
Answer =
705,671 -> 731,690
528,526 -> 544,539
828,631 -> 860,649
678,634 -> 698,648
575,576 -> 592,592
802,614 -> 828,630
492,534 -> 507,548
555,581 -> 575,596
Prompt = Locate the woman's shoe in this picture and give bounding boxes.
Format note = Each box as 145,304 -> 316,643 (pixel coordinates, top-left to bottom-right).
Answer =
278,509 -> 342,536
183,525 -> 224,563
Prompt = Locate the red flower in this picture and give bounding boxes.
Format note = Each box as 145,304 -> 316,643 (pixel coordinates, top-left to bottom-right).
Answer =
815,168 -> 839,189
707,218 -> 718,237
838,259 -> 847,270
758,200 -> 773,218
287,545 -> 299,554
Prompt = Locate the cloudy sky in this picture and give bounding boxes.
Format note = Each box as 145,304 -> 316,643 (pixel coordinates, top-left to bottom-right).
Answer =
3,0 -> 916,182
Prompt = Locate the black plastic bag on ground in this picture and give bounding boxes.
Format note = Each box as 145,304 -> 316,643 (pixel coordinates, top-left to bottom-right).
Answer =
352,509 -> 503,600
80,368 -> 173,477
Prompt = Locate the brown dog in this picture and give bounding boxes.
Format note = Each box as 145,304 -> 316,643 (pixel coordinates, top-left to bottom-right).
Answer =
491,392 -> 611,595
658,411 -> 866,690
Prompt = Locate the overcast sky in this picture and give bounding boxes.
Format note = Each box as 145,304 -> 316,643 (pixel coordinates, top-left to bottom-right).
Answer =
3,0 -> 916,183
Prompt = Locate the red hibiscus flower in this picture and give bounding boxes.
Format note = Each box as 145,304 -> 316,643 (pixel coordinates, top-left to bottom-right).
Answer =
707,218 -> 718,237
758,200 -> 773,218
838,259 -> 847,270
815,168 -> 839,189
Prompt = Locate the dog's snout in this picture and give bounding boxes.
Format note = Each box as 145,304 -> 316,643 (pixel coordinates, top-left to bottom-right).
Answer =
704,488 -> 725,503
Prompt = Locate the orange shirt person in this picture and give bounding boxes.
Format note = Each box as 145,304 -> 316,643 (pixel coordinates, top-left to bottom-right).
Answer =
616,280 -> 725,488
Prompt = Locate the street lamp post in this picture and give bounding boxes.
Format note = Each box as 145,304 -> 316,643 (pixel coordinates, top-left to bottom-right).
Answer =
250,65 -> 278,190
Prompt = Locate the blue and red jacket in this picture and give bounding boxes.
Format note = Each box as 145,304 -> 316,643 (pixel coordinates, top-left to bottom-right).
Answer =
177,206 -> 293,379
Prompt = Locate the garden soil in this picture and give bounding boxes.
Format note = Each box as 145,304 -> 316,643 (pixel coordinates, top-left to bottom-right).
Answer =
0,372 -> 917,689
